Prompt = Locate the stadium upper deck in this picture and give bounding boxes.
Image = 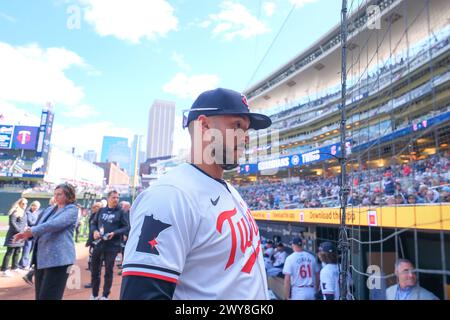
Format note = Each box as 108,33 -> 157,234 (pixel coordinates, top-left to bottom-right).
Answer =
234,0 -> 450,179
245,0 -> 449,112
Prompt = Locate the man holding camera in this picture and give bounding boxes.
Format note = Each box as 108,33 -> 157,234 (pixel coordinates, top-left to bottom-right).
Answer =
90,190 -> 129,300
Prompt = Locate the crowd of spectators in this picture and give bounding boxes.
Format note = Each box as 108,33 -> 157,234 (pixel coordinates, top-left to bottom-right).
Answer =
0,159 -> 15,173
0,180 -> 106,196
236,153 -> 450,210
0,158 -> 44,175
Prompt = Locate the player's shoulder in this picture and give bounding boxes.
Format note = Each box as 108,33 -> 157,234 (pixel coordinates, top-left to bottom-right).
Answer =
285,252 -> 296,262
302,250 -> 316,260
155,163 -> 221,194
320,263 -> 331,273
146,164 -> 201,196
135,170 -> 197,210
153,163 -> 192,187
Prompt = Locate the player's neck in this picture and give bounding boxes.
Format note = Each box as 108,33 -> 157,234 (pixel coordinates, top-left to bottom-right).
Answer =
189,147 -> 224,179
192,163 -> 224,180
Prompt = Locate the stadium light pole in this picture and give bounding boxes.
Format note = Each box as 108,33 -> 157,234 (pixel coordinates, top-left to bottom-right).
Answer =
338,0 -> 350,300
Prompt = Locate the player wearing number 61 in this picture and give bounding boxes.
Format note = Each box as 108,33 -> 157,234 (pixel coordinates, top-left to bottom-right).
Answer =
282,237 -> 320,300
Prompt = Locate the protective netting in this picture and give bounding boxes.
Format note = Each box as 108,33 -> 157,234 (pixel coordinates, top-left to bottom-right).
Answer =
236,0 -> 450,300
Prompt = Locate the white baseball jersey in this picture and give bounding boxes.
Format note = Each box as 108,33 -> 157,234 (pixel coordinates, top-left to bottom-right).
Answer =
264,246 -> 274,259
283,251 -> 318,287
123,163 -> 269,300
283,251 -> 318,299
273,250 -> 287,267
320,263 -> 340,300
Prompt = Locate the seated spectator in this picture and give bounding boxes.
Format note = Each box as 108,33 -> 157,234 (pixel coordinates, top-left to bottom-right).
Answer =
386,196 -> 396,206
402,164 -> 412,176
386,259 -> 439,300
394,194 -> 406,205
263,240 -> 275,269
406,194 -> 419,205
418,185 -> 429,201
425,189 -> 440,203
267,243 -> 287,277
441,186 -> 450,202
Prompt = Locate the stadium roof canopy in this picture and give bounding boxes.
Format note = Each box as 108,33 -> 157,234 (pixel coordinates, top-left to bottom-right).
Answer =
245,0 -> 449,113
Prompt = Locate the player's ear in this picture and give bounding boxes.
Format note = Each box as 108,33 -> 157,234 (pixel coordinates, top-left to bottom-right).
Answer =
197,115 -> 211,132
188,117 -> 209,137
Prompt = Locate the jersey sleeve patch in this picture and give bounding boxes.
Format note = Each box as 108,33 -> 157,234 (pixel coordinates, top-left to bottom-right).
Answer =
136,214 -> 171,255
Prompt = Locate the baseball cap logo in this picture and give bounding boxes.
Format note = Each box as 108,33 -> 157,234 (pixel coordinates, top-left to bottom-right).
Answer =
241,94 -> 249,110
17,130 -> 32,145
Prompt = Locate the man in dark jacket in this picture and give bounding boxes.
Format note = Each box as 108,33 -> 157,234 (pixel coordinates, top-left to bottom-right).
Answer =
90,191 -> 129,300
83,201 -> 102,289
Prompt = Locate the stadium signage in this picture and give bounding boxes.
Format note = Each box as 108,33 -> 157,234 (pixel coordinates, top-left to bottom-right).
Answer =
301,150 -> 321,164
239,143 -> 344,174
258,157 -> 290,171
0,125 -> 14,149
237,163 -> 258,174
252,205 -> 450,231
12,126 -> 39,150
0,125 -> 40,150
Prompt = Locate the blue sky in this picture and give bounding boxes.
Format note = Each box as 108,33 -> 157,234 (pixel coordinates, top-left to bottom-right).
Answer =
0,0 -> 342,158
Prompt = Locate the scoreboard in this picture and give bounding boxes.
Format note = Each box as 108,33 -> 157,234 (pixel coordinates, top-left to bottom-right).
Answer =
0,125 -> 39,151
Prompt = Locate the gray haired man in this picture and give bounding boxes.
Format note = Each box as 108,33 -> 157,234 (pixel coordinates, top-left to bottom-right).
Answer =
386,259 -> 438,300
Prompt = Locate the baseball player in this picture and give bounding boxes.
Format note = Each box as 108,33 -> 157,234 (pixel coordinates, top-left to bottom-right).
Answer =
263,240 -> 275,268
120,88 -> 272,300
318,241 -> 340,300
266,243 -> 287,276
283,237 -> 319,300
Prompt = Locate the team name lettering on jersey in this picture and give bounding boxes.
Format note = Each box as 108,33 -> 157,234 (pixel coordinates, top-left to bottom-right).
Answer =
101,213 -> 116,223
216,206 -> 261,273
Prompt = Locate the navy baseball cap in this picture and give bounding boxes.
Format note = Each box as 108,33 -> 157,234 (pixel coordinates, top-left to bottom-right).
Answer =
318,242 -> 336,253
290,237 -> 303,246
183,88 -> 272,130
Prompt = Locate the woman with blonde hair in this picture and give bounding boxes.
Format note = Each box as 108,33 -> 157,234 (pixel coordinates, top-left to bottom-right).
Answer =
1,198 -> 28,277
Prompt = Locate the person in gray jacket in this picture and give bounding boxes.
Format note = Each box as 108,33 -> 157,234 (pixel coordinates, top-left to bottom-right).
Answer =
386,258 -> 439,300
14,183 -> 78,300
19,201 -> 42,270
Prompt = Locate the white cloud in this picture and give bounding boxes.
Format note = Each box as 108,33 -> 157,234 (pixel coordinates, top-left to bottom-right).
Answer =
63,104 -> 99,119
198,20 -> 211,28
171,52 -> 191,72
51,121 -> 135,156
290,0 -> 318,8
83,0 -> 178,43
0,100 -> 41,126
163,73 -> 220,99
0,42 -> 85,106
202,1 -> 269,41
263,2 -> 276,17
